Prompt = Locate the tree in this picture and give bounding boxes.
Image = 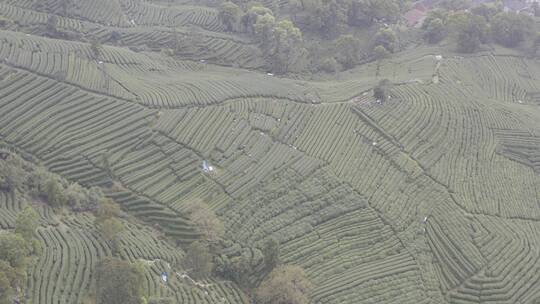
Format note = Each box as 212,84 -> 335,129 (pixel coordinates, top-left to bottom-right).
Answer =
0,233 -> 31,269
96,198 -> 121,222
186,202 -> 224,243
28,165 -> 49,197
319,57 -> 340,73
490,12 -> 533,48
373,28 -> 397,53
242,5 -> 274,34
109,31 -> 122,44
96,257 -> 144,304
0,273 -> 12,304
373,45 -> 390,60
45,178 -> 67,208
532,32 -> 540,57
66,183 -> 104,212
46,15 -> 58,35
448,12 -> 488,53
422,16 -> 446,43
15,206 -> 39,241
300,0 -> 346,38
255,265 -> 313,304
148,297 -> 174,304
367,0 -> 400,23
184,241 -> 213,280
471,3 -> 500,21
90,39 -> 103,59
262,238 -> 280,270
0,156 -> 25,192
95,198 -> 124,253
271,20 -> 306,73
533,2 -> 540,17
441,0 -> 471,10
335,35 -> 360,69
219,2 -> 243,32
99,218 -> 124,244
254,13 -> 276,54
373,79 -> 392,102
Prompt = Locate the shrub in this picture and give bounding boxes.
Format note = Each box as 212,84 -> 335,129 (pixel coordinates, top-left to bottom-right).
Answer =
96,257 -> 144,304
255,265 -> 313,304
184,241 -> 213,280
44,178 -> 67,208
373,79 -> 393,102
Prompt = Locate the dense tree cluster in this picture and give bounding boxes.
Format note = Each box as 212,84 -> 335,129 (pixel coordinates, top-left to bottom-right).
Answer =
373,79 -> 393,102
422,7 -> 536,53
0,207 -> 39,304
255,265 -> 313,304
185,201 -> 224,243
217,0 -> 403,73
294,0 -> 401,33
490,12 -> 534,48
95,257 -> 144,304
95,198 -> 125,254
0,152 -> 105,211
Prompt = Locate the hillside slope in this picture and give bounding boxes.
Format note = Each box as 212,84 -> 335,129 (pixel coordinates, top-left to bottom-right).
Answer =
1,0 -> 540,303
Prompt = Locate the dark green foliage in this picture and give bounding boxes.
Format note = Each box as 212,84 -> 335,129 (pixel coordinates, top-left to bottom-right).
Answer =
15,206 -> 39,241
533,32 -> 540,56
95,257 -> 144,304
90,39 -> 103,59
490,12 -> 534,48
255,265 -> 313,304
219,2 -> 243,32
300,0 -> 346,38
533,2 -> 540,17
251,13 -> 307,74
0,209 -> 39,302
271,20 -> 307,73
373,45 -> 390,60
0,233 -> 31,269
0,156 -> 25,192
471,3 -> 500,21
99,218 -> 124,254
185,202 -> 224,243
46,15 -> 58,35
45,178 -> 67,208
184,241 -> 213,280
262,238 -> 280,271
95,198 -> 124,254
440,0 -> 471,10
423,17 -> 445,43
254,12 -> 276,53
148,297 -> 174,304
242,5 -> 273,34
364,0 -> 400,23
448,11 -> 488,53
66,183 -> 104,212
373,79 -> 392,102
373,28 -> 397,53
335,35 -> 361,69
320,57 -> 340,73
109,31 -> 121,43
0,261 -> 17,304
95,198 -> 121,221
422,11 -> 448,43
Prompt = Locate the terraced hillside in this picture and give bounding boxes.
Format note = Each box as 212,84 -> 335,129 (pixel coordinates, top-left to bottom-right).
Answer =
0,0 -> 540,304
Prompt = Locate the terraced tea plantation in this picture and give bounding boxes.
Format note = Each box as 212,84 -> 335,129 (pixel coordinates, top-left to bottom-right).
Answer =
0,0 -> 540,303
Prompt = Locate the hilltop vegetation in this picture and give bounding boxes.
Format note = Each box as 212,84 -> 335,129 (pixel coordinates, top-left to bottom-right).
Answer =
0,0 -> 539,304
